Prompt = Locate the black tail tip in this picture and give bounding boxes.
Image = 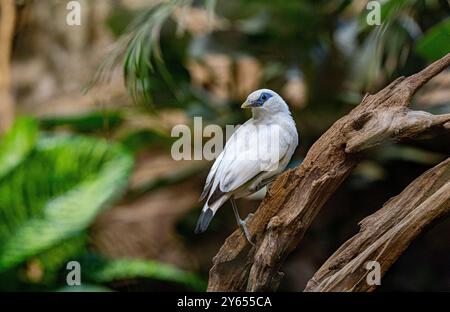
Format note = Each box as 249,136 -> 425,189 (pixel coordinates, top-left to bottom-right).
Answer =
194,208 -> 214,234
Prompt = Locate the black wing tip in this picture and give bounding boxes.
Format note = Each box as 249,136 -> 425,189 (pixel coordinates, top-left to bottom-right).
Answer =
194,208 -> 214,234
198,189 -> 208,202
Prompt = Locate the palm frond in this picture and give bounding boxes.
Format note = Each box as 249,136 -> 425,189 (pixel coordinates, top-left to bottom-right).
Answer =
27,234 -> 88,285
0,134 -> 133,271
352,0 -> 421,90
82,255 -> 206,291
0,117 -> 37,179
86,0 -> 217,108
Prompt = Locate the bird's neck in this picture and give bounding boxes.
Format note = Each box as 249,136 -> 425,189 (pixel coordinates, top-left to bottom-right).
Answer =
251,108 -> 289,121
251,108 -> 269,121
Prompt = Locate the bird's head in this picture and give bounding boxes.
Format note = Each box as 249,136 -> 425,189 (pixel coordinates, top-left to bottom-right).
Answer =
241,89 -> 290,114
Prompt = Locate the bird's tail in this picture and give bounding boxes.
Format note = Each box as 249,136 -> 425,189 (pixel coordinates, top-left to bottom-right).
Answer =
194,195 -> 229,234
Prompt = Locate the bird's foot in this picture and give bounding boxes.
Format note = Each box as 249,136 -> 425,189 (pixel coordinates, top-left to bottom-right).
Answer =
238,219 -> 256,247
244,213 -> 254,223
267,182 -> 276,196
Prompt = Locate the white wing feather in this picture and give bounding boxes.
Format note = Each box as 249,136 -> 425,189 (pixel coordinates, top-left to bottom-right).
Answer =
214,121 -> 292,194
196,90 -> 298,234
199,151 -> 224,200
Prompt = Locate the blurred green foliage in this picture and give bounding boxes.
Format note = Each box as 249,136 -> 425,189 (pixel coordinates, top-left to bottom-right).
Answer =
416,18 -> 450,61
0,125 -> 133,272
40,111 -> 124,134
96,0 -> 449,121
81,255 -> 206,291
0,118 -> 205,291
94,0 -> 449,290
3,0 -> 449,292
0,117 -> 37,178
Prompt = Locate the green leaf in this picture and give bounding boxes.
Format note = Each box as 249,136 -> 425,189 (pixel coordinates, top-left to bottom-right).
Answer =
58,284 -> 112,292
82,256 -> 206,291
120,129 -> 173,153
416,18 -> 450,62
0,134 -> 134,272
0,117 -> 37,179
122,0 -> 190,106
39,111 -> 123,133
375,145 -> 446,165
87,0 -> 217,108
27,234 -> 88,285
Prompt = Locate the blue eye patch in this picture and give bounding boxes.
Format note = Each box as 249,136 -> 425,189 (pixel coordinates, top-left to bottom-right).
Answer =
254,92 -> 273,106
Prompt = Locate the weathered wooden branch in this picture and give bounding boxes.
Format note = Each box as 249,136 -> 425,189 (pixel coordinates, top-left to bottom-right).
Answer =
304,157 -> 450,292
0,0 -> 16,133
207,53 -> 450,292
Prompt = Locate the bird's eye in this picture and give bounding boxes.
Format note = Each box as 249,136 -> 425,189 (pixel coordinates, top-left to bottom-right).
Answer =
261,94 -> 267,100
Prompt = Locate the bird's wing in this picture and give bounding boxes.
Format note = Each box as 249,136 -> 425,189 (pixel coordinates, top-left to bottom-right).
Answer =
216,122 -> 292,194
196,116 -> 297,234
199,151 -> 224,201
200,120 -> 254,200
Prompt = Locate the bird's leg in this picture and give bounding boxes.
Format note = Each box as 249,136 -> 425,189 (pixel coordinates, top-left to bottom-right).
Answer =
258,177 -> 277,197
230,197 -> 255,247
244,213 -> 254,223
266,182 -> 276,196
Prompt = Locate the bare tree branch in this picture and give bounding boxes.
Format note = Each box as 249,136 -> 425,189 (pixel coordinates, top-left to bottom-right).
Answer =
305,157 -> 450,292
207,53 -> 450,292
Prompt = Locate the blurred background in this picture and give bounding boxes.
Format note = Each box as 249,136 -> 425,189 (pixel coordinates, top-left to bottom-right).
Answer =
0,0 -> 449,292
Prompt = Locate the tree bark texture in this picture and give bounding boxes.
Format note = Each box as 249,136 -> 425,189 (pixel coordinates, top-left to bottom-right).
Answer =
207,53 -> 450,292
305,157 -> 450,291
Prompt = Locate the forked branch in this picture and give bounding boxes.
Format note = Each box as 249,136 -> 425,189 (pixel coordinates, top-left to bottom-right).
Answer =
305,157 -> 450,292
207,53 -> 450,292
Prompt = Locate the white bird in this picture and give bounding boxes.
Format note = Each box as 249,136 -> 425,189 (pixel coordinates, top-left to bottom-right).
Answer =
195,89 -> 298,245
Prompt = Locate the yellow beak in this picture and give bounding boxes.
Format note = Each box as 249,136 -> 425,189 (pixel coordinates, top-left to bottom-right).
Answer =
241,100 -> 251,108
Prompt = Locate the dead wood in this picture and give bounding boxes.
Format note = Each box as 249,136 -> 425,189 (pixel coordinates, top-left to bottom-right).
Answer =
305,157 -> 450,292
207,53 -> 450,292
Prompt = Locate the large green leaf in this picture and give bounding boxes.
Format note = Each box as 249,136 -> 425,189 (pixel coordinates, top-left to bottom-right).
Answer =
0,117 -> 37,179
26,234 -> 89,286
82,256 -> 206,291
58,284 -> 112,292
416,18 -> 450,62
88,0 -> 216,108
39,111 -> 124,134
0,134 -> 134,271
